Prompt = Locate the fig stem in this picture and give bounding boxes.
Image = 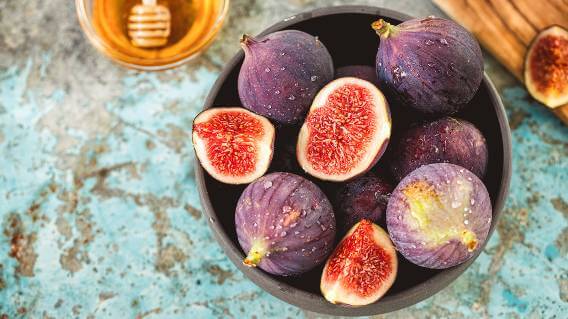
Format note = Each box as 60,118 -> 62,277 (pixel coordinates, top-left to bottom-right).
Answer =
243,241 -> 267,267
371,19 -> 397,38
240,34 -> 257,46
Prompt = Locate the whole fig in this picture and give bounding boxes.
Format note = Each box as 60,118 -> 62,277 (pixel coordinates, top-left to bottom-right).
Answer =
386,163 -> 492,269
235,172 -> 336,276
372,17 -> 484,115
334,173 -> 393,233
335,65 -> 379,87
238,31 -> 334,124
390,117 -> 488,181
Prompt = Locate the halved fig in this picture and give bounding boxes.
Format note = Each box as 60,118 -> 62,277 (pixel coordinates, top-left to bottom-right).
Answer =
297,77 -> 391,182
192,107 -> 275,184
524,25 -> 568,108
321,220 -> 397,306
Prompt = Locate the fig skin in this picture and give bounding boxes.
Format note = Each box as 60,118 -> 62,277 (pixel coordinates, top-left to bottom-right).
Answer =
390,117 -> 488,181
372,17 -> 484,115
238,30 -> 334,124
524,25 -> 568,108
235,172 -> 336,276
320,220 -> 398,306
334,173 -> 393,233
335,65 -> 379,86
386,163 -> 492,269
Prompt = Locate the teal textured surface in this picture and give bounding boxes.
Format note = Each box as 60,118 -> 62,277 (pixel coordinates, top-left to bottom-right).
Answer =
0,0 -> 566,318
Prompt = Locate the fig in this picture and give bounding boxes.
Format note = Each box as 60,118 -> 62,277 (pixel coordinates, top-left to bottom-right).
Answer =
235,172 -> 336,276
192,107 -> 275,184
334,173 -> 393,232
386,163 -> 492,269
390,117 -> 488,181
372,17 -> 484,115
335,65 -> 379,86
297,77 -> 391,182
238,30 -> 334,124
524,25 -> 568,108
320,220 -> 398,306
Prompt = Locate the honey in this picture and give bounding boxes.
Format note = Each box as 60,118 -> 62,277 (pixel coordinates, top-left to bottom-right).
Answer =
91,0 -> 226,68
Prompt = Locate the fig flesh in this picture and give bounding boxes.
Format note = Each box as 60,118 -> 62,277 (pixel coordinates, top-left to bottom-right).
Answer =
335,65 -> 379,87
386,163 -> 492,269
334,172 -> 393,233
390,117 -> 488,181
192,107 -> 275,184
372,17 -> 484,115
238,30 -> 334,124
235,172 -> 336,276
321,220 -> 397,306
524,25 -> 568,108
297,77 -> 391,182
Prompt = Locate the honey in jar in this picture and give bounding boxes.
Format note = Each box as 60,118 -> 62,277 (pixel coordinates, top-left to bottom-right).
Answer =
91,0 -> 227,68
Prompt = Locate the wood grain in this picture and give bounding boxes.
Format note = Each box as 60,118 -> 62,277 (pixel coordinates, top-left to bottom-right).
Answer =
434,0 -> 568,125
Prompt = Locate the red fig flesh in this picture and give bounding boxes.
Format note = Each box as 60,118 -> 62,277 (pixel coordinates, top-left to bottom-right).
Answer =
524,25 -> 568,108
192,107 -> 275,184
297,77 -> 391,182
321,220 -> 397,306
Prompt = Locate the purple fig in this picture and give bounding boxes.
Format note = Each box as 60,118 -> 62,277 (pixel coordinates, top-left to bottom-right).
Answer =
386,163 -> 492,269
390,117 -> 488,181
335,65 -> 379,86
235,172 -> 336,276
238,31 -> 334,124
372,17 -> 484,115
334,173 -> 393,232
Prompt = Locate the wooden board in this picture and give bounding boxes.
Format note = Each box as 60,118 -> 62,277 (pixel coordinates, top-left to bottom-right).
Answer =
434,0 -> 568,125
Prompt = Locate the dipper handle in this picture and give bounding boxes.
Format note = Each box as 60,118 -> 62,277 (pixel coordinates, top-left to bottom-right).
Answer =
127,0 -> 171,48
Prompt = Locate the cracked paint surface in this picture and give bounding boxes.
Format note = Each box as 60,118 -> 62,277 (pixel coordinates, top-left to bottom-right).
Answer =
0,0 -> 566,318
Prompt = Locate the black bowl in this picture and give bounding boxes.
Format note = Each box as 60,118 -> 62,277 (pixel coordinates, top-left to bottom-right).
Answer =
195,6 -> 512,316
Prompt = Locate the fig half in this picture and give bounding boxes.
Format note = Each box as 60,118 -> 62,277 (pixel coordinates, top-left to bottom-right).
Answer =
524,25 -> 568,108
321,220 -> 398,306
297,77 -> 391,182
192,107 -> 275,184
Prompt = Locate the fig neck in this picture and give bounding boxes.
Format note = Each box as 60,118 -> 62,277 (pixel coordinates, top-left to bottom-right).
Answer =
371,19 -> 398,38
240,34 -> 259,51
243,240 -> 268,267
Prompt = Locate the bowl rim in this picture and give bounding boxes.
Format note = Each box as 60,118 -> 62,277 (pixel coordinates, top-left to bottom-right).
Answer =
195,5 -> 512,316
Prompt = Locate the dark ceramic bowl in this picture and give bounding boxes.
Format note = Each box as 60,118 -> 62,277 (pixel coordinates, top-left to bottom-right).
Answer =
196,6 -> 512,316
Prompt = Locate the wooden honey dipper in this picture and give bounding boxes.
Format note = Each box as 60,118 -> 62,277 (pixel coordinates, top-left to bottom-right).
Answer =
127,0 -> 171,48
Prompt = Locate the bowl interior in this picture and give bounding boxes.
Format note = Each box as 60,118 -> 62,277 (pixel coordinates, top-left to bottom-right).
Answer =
198,7 -> 509,316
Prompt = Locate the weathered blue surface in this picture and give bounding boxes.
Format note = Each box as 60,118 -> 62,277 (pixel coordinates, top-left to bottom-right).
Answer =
0,0 -> 566,318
